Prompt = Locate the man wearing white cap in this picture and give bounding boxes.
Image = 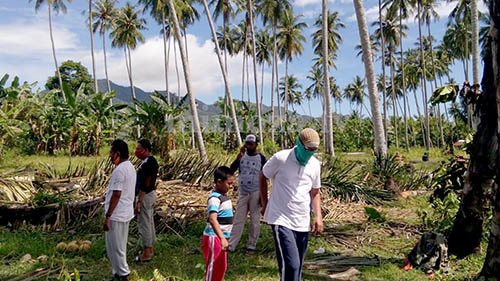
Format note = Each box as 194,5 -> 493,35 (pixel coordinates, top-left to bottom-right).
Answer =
259,128 -> 323,281
228,134 -> 267,253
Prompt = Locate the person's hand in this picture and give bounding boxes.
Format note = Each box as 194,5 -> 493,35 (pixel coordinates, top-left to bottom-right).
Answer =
221,237 -> 229,251
260,199 -> 267,216
134,202 -> 141,215
104,217 -> 111,232
312,217 -> 324,235
238,146 -> 246,159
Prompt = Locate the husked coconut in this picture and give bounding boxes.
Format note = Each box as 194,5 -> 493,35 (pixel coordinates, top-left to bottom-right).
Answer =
67,242 -> 79,252
82,240 -> 92,246
56,242 -> 67,252
80,243 -> 91,252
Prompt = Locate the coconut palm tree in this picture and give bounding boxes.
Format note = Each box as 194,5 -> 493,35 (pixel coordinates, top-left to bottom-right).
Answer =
256,29 -> 272,113
30,0 -> 72,101
92,0 -> 118,94
201,0 -> 242,146
277,10 -> 307,129
166,0 -> 207,160
138,0 -> 172,103
415,0 -> 431,150
88,0 -> 98,93
246,0 -> 264,145
352,0 -> 387,156
110,2 -> 146,138
279,75 -> 303,112
312,8 -> 344,155
372,10 -> 407,149
384,0 -> 413,149
258,0 -> 291,143
209,0 -> 236,73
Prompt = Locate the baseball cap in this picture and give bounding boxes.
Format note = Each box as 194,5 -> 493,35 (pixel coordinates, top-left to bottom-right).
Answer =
245,134 -> 257,144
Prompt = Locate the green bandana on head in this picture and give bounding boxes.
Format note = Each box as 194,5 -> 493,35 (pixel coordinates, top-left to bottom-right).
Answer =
294,135 -> 316,166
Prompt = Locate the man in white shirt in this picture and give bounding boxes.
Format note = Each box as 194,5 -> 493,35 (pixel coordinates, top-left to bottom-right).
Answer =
259,128 -> 324,281
104,139 -> 136,281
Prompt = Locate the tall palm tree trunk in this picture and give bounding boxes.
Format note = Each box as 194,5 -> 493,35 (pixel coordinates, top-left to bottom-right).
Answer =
125,46 -> 140,138
482,0 -> 500,272
417,1 -> 431,150
390,55 -> 399,149
270,23 -> 277,143
241,41 -> 247,102
284,58 -> 289,147
353,0 -> 387,156
322,0 -> 334,155
378,0 -> 387,142
102,33 -> 111,93
167,0 -> 207,160
162,11 -> 170,104
400,7 -> 409,151
452,1 -> 499,265
102,32 -> 113,128
274,24 -> 283,140
201,0 -> 242,146
174,37 -> 181,98
427,23 -> 444,147
89,0 -> 98,93
248,0 -> 264,145
471,0 -> 480,130
48,4 -> 65,101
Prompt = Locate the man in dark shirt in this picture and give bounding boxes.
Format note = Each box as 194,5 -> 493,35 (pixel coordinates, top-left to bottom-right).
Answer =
134,139 -> 159,262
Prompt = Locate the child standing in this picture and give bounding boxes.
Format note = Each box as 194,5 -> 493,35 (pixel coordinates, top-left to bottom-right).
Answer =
202,166 -> 234,281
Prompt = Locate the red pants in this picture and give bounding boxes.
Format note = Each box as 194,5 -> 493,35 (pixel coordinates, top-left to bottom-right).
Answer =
202,235 -> 227,281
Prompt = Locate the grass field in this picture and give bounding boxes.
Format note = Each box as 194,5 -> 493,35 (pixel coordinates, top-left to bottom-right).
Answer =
0,147 -> 483,280
0,195 -> 486,281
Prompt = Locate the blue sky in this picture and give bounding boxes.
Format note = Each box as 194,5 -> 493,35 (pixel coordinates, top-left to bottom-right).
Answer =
0,0 -> 488,117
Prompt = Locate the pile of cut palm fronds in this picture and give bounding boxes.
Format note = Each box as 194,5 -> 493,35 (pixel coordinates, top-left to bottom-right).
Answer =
159,150 -> 232,185
0,177 -> 36,203
304,253 -> 379,273
322,157 -> 394,205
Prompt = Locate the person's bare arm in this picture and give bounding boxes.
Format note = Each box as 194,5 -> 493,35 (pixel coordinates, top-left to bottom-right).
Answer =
208,212 -> 228,251
104,191 -> 121,231
310,188 -> 323,235
259,172 -> 269,215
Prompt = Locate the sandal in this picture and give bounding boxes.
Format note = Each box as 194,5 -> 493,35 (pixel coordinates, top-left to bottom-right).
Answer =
134,255 -> 152,263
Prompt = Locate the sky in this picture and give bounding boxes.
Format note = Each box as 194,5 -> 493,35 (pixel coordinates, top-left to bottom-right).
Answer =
0,0 -> 489,118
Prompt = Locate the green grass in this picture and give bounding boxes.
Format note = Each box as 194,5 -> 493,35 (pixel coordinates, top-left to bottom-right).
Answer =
0,194 -> 487,281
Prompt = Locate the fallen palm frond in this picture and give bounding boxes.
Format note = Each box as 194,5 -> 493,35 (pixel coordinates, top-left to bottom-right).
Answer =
305,253 -> 379,273
0,177 -> 36,202
159,150 -> 232,185
322,158 -> 394,205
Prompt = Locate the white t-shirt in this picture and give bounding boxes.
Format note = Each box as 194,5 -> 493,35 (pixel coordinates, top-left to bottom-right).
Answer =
262,148 -> 321,232
104,160 -> 137,222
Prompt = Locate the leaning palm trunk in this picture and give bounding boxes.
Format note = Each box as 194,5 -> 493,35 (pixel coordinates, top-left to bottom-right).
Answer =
427,23 -> 444,147
101,30 -> 113,127
353,0 -> 387,156
89,0 -> 98,93
247,0 -> 264,144
275,25 -> 283,139
167,0 -> 207,161
48,4 -> 64,101
322,0 -> 334,156
162,10 -> 170,104
417,1 -> 431,150
201,0 -> 242,147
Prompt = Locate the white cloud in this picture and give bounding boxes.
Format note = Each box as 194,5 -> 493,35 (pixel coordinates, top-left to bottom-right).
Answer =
294,0 -> 338,7
347,5 -> 378,22
0,21 -> 79,56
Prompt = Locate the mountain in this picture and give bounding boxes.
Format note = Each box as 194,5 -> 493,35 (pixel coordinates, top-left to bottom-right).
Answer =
97,79 -> 323,125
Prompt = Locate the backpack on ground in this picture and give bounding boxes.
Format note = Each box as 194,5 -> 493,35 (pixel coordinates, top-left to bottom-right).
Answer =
406,232 -> 450,274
